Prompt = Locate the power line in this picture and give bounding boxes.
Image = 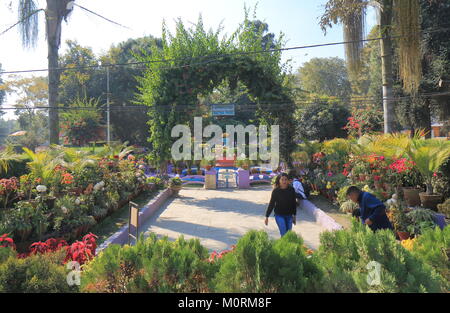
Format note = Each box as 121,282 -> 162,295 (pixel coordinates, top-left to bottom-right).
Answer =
2,90 -> 449,112
0,8 -> 44,37
73,3 -> 132,30
2,25 -> 450,76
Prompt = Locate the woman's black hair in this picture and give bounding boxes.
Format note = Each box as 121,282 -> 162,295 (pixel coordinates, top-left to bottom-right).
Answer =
274,173 -> 289,189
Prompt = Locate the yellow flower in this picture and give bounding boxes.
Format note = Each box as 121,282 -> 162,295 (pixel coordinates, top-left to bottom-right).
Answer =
401,238 -> 416,251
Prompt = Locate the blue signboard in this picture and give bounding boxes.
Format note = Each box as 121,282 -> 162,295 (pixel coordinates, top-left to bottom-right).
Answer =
212,104 -> 235,116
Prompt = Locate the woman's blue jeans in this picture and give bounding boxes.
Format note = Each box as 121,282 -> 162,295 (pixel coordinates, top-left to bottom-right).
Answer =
275,214 -> 293,236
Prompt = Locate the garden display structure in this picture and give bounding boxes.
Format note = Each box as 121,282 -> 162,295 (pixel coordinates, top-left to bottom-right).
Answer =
137,17 -> 296,172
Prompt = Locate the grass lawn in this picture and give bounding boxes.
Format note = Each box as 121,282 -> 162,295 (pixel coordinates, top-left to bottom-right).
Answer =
91,190 -> 159,246
308,194 -> 353,229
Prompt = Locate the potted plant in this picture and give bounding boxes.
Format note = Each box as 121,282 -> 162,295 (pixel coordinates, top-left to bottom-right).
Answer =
405,208 -> 436,237
235,158 -> 250,170
390,203 -> 411,240
168,177 -> 183,196
406,139 -> 450,210
200,158 -> 215,171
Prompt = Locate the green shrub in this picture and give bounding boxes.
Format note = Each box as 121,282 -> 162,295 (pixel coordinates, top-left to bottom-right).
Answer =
411,227 -> 449,288
81,234 -> 214,293
212,230 -> 324,292
315,220 -> 445,292
0,249 -> 76,293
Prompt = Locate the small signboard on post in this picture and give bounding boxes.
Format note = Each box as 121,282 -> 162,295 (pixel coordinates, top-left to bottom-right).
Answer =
128,201 -> 139,245
212,104 -> 235,116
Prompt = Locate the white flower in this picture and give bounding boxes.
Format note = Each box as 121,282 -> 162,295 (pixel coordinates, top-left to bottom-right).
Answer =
139,165 -> 145,170
136,172 -> 142,177
75,198 -> 81,205
61,206 -> 68,214
93,181 -> 105,191
36,185 -> 47,193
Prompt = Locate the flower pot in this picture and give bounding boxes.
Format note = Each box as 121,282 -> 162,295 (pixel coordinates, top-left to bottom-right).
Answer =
397,231 -> 411,241
15,228 -> 32,241
419,192 -> 443,211
402,187 -> 421,207
170,186 -> 182,197
45,197 -> 56,210
374,181 -> 383,190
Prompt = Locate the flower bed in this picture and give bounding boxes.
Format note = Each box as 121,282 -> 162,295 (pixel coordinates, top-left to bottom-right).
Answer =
293,134 -> 450,234
0,145 -> 163,250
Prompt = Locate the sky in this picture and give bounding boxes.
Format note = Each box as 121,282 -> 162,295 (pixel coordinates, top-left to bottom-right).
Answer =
0,0 -> 377,120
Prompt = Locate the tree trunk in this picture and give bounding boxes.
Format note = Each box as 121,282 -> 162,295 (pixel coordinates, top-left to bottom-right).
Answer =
379,0 -> 396,133
46,0 -> 72,145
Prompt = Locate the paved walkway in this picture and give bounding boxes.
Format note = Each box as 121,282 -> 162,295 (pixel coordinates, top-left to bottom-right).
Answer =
141,186 -> 328,251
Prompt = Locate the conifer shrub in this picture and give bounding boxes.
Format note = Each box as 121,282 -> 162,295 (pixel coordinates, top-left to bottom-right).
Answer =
315,220 -> 445,292
410,226 -> 449,288
81,234 -> 215,292
212,230 -> 324,292
0,249 -> 76,293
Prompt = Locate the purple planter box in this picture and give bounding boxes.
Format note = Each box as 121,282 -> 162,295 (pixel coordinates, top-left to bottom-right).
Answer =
299,200 -> 343,231
237,169 -> 250,189
97,188 -> 173,252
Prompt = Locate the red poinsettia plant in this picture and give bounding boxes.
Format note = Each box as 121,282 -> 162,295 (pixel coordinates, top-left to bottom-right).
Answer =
0,233 -> 98,266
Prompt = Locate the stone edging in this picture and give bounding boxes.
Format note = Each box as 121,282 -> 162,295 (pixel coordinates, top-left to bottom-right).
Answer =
97,188 -> 173,252
299,199 -> 343,231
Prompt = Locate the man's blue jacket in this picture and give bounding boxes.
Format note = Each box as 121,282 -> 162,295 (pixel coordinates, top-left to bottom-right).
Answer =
358,191 -> 393,231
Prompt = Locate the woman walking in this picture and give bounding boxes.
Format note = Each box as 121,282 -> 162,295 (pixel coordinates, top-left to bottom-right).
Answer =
264,173 -> 297,236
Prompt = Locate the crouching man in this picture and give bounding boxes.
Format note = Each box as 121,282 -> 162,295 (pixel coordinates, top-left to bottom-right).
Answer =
347,186 -> 393,231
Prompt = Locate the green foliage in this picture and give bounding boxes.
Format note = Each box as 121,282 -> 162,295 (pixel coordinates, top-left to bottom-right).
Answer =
406,139 -> 450,194
0,249 -> 76,293
295,57 -> 352,99
432,157 -> 450,199
316,220 -> 445,292
60,98 -> 103,146
437,198 -> 450,217
137,13 -> 295,166
212,231 -> 324,292
294,97 -> 350,141
81,234 -> 213,292
405,209 -> 437,236
411,227 -> 449,286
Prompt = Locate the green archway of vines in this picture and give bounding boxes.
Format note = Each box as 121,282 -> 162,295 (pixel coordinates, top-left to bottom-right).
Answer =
136,15 -> 295,168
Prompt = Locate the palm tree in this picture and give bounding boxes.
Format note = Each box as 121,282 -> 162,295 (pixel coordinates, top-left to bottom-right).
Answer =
17,0 -> 75,145
320,0 -> 422,133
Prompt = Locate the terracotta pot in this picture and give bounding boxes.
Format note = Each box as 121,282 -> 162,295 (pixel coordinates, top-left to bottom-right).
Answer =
419,192 -> 443,211
397,231 -> 411,241
374,181 -> 383,190
402,187 -> 421,207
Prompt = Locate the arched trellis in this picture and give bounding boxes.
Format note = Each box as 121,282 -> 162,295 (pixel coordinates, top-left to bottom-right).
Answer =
138,54 -> 296,170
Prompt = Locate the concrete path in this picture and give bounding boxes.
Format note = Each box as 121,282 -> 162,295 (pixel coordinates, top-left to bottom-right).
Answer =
141,186 -> 327,251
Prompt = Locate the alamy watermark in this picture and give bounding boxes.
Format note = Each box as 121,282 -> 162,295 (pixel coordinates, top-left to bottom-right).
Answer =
171,117 -> 279,168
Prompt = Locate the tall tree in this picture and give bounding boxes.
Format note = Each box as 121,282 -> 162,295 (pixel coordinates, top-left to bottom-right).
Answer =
17,0 -> 74,144
320,0 -> 422,133
295,57 -> 352,100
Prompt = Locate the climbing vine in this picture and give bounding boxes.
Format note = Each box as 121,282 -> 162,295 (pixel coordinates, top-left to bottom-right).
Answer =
136,13 -> 296,170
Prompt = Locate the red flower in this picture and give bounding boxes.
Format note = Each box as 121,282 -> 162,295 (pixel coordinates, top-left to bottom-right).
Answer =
30,242 -> 49,255
0,234 -> 16,250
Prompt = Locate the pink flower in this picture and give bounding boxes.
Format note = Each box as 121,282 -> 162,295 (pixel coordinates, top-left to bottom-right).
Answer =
327,172 -> 333,177
433,172 -> 438,177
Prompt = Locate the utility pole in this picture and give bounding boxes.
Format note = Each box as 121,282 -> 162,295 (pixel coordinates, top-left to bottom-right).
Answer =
106,65 -> 110,145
